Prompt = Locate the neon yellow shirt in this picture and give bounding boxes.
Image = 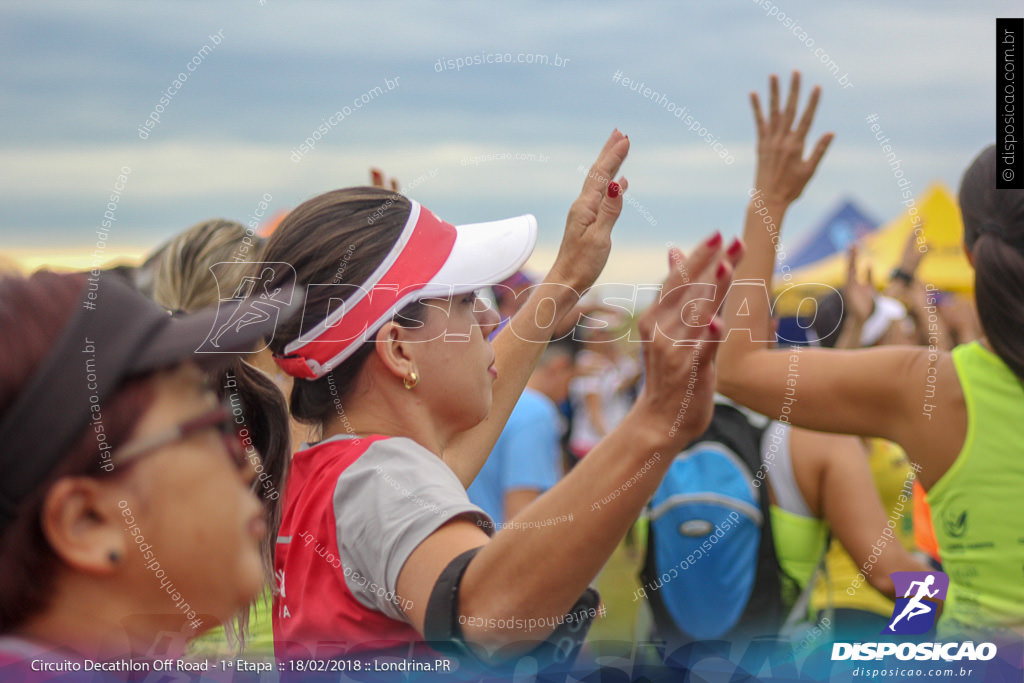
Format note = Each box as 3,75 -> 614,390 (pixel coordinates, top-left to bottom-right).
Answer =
771,505 -> 828,596
929,342 -> 1024,635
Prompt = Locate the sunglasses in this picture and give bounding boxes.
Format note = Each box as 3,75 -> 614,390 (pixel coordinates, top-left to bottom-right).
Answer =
113,402 -> 249,471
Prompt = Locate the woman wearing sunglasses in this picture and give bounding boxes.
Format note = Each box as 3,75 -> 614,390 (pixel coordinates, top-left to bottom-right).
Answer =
0,269 -> 296,675
264,131 -> 742,667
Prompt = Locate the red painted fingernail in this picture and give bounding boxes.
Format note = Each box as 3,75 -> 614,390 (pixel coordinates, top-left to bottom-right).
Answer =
727,238 -> 743,256
709,318 -> 722,335
706,231 -> 722,248
607,182 -> 620,199
716,262 -> 728,279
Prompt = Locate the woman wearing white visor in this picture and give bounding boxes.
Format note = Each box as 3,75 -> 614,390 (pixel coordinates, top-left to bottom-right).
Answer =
263,131 -> 743,666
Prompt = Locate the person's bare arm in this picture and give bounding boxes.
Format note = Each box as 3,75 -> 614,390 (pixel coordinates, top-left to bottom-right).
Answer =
790,428 -> 929,598
503,488 -> 541,522
719,73 -> 905,441
398,233 -> 741,657
716,72 -> 964,483
443,131 -> 629,487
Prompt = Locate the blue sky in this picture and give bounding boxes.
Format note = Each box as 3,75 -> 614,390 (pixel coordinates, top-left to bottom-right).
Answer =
0,1 -> 1005,280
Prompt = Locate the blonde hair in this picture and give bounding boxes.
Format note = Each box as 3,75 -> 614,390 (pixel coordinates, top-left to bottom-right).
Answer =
151,218 -> 262,312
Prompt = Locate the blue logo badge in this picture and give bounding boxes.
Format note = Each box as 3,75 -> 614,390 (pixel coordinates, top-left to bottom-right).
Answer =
882,571 -> 949,635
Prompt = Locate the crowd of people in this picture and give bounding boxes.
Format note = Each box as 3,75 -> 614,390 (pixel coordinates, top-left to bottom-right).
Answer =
0,71 -> 1021,680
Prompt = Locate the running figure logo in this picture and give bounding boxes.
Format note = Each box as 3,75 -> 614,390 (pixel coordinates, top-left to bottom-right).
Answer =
883,571 -> 949,635
195,262 -> 298,354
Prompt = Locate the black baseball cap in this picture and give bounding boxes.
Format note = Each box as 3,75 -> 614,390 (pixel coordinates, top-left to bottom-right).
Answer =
0,268 -> 301,531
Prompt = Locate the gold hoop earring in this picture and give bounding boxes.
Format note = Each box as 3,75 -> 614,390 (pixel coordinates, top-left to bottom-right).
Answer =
403,370 -> 420,390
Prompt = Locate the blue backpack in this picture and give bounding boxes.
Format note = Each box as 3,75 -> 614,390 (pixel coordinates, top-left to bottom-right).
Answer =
641,402 -> 788,642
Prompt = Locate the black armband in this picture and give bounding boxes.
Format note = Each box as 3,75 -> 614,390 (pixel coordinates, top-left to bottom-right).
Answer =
422,546 -> 601,669
423,546 -> 481,647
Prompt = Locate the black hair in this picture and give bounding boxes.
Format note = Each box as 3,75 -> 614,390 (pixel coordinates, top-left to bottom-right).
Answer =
959,144 -> 1024,380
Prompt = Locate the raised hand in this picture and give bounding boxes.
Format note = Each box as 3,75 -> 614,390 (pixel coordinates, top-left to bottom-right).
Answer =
751,72 -> 833,206
547,129 -> 630,294
446,131 -> 628,487
634,232 -> 744,451
369,168 -> 401,191
843,245 -> 876,326
897,225 -> 927,276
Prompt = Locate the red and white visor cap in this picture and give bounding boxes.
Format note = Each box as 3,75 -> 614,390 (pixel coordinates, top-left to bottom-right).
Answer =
274,200 -> 538,379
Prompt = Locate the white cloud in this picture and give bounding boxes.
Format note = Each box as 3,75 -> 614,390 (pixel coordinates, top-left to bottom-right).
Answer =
0,0 -> 1006,256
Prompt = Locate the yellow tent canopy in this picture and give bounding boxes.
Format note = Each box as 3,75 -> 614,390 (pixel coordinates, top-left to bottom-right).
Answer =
774,183 -> 974,314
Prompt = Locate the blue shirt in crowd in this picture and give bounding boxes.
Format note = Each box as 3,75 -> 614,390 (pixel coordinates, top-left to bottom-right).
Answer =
467,388 -> 562,527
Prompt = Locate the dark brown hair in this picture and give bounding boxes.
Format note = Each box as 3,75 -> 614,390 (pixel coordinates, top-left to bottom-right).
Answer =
262,187 -> 426,427
216,362 -> 289,569
0,271 -> 156,631
959,145 -> 1024,380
